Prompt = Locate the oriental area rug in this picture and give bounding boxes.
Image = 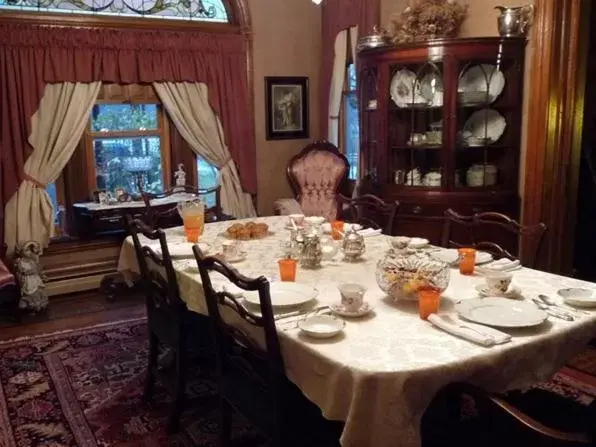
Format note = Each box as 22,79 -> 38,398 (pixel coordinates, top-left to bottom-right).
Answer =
1,318 -> 596,447
0,318 -> 265,447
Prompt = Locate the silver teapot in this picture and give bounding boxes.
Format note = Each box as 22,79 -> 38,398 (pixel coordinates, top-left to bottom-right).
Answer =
342,227 -> 365,262
495,5 -> 534,37
300,232 -> 323,269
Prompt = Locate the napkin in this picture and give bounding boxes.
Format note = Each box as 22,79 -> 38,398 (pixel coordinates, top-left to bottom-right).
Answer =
482,258 -> 521,272
427,314 -> 512,347
358,228 -> 382,237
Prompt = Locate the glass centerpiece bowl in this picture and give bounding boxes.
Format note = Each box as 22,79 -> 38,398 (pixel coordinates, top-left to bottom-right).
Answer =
376,243 -> 450,301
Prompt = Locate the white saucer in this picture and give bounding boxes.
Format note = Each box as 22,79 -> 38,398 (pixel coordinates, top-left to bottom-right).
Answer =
298,315 -> 345,339
475,284 -> 522,299
329,302 -> 373,318
558,288 -> 596,308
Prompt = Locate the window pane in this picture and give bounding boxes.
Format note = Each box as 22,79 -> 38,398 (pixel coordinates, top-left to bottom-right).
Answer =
94,137 -> 163,194
197,156 -> 220,208
91,104 -> 159,132
0,0 -> 229,22
347,64 -> 357,91
344,91 -> 360,180
46,182 -> 59,224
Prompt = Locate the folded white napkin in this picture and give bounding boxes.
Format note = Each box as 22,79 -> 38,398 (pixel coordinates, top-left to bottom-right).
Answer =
427,314 -> 512,347
358,228 -> 382,237
482,258 -> 521,272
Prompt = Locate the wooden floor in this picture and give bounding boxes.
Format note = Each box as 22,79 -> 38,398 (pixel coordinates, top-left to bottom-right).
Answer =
0,290 -> 146,342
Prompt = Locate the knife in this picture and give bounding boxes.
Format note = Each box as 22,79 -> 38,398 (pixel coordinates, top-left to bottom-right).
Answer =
531,298 -> 574,321
537,294 -> 588,316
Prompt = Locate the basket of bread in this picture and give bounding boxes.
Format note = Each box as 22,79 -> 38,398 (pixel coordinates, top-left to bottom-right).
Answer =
225,222 -> 270,240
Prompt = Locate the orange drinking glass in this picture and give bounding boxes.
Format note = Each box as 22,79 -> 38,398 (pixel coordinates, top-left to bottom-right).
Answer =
331,220 -> 344,240
278,259 -> 297,282
458,248 -> 476,275
418,286 -> 441,320
183,215 -> 204,243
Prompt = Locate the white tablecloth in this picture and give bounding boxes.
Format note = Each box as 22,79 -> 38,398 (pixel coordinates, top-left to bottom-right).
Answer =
118,216 -> 596,447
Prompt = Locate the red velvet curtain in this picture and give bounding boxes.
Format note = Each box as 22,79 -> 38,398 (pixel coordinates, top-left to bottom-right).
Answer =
320,0 -> 380,138
0,23 -> 257,221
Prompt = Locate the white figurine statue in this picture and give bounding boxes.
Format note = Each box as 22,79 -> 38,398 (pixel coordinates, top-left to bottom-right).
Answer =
14,241 -> 48,313
174,164 -> 186,191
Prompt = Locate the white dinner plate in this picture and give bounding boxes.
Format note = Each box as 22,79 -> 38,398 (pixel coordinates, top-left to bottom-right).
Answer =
558,288 -> 596,308
298,315 -> 345,339
431,249 -> 493,265
458,64 -> 505,104
390,69 -> 428,107
456,297 -> 547,328
148,242 -> 211,259
462,109 -> 506,144
243,282 -> 318,308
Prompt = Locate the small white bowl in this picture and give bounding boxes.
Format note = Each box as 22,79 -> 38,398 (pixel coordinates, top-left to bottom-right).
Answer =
304,216 -> 326,226
408,237 -> 429,249
558,288 -> 596,307
298,315 -> 345,339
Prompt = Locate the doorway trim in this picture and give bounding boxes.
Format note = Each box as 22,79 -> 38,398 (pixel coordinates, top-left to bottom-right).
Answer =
522,0 -> 590,274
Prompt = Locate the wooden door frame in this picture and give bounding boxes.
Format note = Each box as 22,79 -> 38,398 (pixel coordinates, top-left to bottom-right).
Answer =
522,0 -> 591,274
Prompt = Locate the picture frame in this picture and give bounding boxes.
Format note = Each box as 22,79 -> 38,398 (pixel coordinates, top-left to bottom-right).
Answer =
265,76 -> 309,140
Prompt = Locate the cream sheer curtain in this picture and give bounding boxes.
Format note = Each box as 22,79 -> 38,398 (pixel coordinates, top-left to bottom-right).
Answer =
328,25 -> 358,146
328,29 -> 348,146
153,82 -> 256,218
4,82 -> 101,255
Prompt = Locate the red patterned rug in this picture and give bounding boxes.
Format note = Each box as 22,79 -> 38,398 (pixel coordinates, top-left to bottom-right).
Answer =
0,318 -> 265,447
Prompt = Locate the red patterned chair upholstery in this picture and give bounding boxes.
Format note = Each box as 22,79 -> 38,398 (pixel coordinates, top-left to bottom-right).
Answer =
274,141 -> 349,222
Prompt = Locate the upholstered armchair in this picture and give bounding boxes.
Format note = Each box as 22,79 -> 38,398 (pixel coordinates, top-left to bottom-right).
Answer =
274,141 -> 349,222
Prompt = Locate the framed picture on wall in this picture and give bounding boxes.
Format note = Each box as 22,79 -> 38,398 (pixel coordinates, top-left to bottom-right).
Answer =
265,77 -> 309,140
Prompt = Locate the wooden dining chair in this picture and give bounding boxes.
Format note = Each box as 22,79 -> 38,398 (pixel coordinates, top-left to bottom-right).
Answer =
140,184 -> 225,229
337,193 -> 399,235
126,216 -> 213,433
441,209 -> 547,268
426,382 -> 596,447
192,245 -> 343,447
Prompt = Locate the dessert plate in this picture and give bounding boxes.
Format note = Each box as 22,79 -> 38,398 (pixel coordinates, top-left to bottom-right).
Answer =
298,315 -> 345,339
558,288 -> 596,308
456,297 -> 547,328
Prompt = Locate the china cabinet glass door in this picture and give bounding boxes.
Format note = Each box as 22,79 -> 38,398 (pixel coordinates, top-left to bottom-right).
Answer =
453,55 -> 521,191
386,61 -> 445,189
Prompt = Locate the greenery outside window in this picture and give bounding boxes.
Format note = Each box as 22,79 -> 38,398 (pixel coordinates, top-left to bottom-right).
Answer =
341,63 -> 360,180
86,103 -> 170,195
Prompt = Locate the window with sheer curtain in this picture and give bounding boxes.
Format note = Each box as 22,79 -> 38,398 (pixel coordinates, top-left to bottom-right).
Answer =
340,63 -> 360,180
47,84 -> 219,238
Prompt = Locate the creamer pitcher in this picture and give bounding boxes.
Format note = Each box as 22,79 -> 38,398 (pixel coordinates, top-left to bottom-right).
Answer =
495,4 -> 534,37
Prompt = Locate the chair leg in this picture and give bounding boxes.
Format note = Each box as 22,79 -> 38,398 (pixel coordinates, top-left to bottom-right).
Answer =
142,332 -> 159,405
166,350 -> 187,434
219,397 -> 233,447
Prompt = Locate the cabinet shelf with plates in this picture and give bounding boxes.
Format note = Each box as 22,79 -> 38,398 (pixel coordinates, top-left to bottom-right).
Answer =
358,37 -> 526,243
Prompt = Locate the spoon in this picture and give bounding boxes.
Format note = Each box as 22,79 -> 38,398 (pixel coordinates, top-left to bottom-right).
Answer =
538,294 -> 588,316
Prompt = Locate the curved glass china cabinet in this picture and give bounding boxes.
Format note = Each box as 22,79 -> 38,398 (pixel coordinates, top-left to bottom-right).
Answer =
358,37 -> 526,242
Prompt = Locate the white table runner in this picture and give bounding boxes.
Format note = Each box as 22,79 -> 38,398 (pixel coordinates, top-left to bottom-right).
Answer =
118,216 -> 596,447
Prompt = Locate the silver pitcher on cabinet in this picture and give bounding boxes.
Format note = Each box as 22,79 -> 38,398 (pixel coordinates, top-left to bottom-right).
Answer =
495,4 -> 534,37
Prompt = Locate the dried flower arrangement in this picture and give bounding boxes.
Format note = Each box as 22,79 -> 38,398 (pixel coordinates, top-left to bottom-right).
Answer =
389,0 -> 468,43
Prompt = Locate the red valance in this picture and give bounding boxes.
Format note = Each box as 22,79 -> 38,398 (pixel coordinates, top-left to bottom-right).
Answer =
0,22 -> 257,219
320,0 -> 380,137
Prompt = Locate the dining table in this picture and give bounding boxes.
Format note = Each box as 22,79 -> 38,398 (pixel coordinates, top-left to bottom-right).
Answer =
117,215 -> 596,447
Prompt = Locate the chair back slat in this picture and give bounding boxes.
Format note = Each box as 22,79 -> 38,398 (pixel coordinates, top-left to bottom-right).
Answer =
337,194 -> 399,235
126,216 -> 186,333
441,209 -> 547,268
192,245 -> 285,394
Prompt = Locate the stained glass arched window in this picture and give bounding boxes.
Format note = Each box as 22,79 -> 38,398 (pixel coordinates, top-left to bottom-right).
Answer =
0,0 -> 230,22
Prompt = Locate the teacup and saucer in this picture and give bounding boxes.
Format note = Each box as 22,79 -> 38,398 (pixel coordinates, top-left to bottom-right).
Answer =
220,240 -> 247,263
476,271 -> 521,298
330,283 -> 373,317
